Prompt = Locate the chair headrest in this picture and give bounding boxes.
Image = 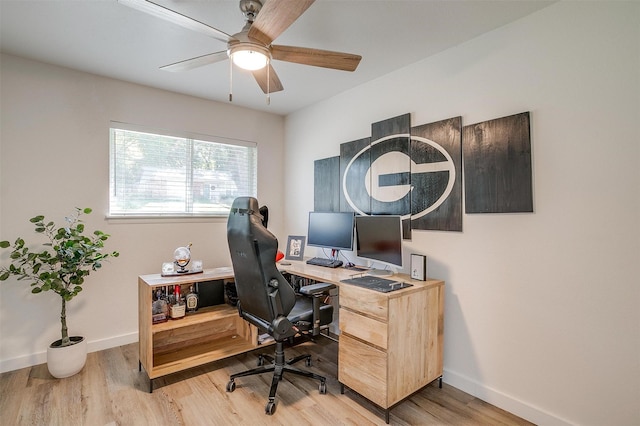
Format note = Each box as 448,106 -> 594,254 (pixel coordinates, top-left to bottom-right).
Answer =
230,197 -> 264,223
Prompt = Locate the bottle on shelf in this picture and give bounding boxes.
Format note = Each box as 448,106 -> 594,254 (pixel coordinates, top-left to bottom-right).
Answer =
151,288 -> 168,323
170,284 -> 186,319
186,284 -> 199,313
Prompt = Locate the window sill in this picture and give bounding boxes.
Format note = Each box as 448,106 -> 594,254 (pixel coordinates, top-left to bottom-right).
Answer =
105,215 -> 228,224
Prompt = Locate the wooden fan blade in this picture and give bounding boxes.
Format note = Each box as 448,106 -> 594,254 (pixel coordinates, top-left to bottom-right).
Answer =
118,0 -> 233,44
271,45 -> 361,72
248,0 -> 315,46
160,51 -> 228,72
252,64 -> 284,94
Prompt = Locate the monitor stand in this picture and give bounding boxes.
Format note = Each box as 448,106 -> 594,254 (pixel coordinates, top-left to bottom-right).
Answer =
366,268 -> 393,277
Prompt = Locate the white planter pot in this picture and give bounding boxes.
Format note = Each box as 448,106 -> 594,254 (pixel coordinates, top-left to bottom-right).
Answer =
47,336 -> 87,378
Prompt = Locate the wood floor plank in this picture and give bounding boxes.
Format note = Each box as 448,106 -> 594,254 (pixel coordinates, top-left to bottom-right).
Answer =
0,339 -> 533,425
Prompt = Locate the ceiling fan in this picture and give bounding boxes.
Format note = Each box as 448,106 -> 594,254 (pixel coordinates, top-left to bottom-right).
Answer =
118,0 -> 362,102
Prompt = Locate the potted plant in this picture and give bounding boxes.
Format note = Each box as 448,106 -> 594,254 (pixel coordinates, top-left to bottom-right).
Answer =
0,207 -> 119,378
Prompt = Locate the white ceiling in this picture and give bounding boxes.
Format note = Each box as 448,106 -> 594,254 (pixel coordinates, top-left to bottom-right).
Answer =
0,0 -> 555,116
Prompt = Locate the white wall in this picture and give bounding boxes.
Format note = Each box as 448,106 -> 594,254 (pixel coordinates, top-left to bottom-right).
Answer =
0,54 -> 285,372
284,2 -> 639,425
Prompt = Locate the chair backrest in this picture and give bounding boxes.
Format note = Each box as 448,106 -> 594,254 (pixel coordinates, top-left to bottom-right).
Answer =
227,197 -> 295,325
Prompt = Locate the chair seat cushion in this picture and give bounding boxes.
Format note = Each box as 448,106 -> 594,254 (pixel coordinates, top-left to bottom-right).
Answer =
287,296 -> 333,328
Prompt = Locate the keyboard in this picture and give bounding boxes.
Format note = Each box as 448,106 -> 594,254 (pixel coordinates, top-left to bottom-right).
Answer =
306,257 -> 343,268
340,275 -> 413,293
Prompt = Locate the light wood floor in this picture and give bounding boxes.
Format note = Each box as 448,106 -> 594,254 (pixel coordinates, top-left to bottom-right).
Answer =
0,338 -> 533,425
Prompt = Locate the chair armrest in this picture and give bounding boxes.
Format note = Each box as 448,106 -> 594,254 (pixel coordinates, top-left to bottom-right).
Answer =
299,282 -> 336,295
299,282 -> 335,337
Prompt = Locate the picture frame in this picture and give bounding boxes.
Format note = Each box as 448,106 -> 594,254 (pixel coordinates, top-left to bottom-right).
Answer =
285,235 -> 306,261
411,254 -> 426,281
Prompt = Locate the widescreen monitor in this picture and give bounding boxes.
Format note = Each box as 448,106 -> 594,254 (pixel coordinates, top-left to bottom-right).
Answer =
355,215 -> 403,271
307,211 -> 355,251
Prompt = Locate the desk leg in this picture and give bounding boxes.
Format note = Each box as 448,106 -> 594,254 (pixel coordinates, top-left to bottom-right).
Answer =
139,360 -> 154,393
439,376 -> 443,388
340,382 -> 344,394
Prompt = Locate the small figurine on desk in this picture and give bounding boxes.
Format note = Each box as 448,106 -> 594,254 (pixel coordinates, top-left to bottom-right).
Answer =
161,243 -> 204,276
174,243 -> 192,273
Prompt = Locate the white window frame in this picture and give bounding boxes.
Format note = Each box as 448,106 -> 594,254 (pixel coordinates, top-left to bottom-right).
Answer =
108,122 -> 257,218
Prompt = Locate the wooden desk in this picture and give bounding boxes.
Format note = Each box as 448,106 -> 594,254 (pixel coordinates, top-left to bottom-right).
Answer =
282,262 -> 445,423
138,263 -> 444,422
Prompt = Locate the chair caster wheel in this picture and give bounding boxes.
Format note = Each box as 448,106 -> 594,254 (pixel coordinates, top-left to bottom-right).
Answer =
305,356 -> 312,367
265,401 -> 276,415
257,355 -> 264,366
319,381 -> 327,394
226,380 -> 236,392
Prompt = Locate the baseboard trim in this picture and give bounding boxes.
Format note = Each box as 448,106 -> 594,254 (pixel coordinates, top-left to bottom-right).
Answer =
443,368 -> 573,426
0,332 -> 139,374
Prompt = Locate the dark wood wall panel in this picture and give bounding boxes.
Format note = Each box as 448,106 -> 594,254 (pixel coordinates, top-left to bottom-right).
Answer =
370,114 -> 411,217
340,137 -> 371,213
313,156 -> 340,212
463,112 -> 533,213
410,117 -> 463,231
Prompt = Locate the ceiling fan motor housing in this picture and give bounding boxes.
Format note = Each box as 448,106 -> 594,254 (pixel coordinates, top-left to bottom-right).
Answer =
240,0 -> 262,22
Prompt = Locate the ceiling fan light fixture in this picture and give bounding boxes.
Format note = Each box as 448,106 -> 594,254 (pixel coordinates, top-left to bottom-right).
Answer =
230,44 -> 270,71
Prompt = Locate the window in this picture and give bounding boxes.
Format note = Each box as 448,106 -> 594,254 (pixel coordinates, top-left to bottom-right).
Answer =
109,124 -> 257,217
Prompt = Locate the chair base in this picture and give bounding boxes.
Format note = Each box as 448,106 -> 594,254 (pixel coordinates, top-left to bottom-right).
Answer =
226,341 -> 327,415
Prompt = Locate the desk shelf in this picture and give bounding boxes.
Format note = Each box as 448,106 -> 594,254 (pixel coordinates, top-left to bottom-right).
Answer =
152,333 -> 259,378
151,304 -> 237,333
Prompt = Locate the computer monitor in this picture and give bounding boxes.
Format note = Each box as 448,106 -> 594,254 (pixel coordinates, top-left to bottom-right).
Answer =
355,215 -> 403,274
307,211 -> 355,251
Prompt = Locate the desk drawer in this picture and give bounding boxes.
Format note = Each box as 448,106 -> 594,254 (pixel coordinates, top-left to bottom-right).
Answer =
339,284 -> 388,321
339,334 -> 388,408
339,308 -> 388,350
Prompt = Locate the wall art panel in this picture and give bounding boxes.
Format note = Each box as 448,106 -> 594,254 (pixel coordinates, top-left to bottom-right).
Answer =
313,156 -> 340,212
410,116 -> 463,231
369,114 -> 411,217
340,137 -> 371,214
463,112 -> 533,213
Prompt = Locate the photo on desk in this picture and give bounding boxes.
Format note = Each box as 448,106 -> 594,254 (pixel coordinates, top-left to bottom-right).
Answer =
285,235 -> 306,261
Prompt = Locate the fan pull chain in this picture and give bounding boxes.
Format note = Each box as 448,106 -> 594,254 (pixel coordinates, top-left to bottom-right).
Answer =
266,59 -> 270,105
229,59 -> 233,102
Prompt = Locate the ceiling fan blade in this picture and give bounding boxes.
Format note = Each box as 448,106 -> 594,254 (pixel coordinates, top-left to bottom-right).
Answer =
252,64 -> 284,94
271,45 -> 361,72
118,0 -> 234,44
160,51 -> 229,72
248,0 -> 315,46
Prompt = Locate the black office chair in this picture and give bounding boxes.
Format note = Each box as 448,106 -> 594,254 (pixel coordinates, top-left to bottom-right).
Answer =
226,196 -> 335,415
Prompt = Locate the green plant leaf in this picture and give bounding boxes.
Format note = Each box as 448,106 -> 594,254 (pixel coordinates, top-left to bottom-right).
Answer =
30,215 -> 44,223
83,208 -> 92,214
0,241 -> 10,248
